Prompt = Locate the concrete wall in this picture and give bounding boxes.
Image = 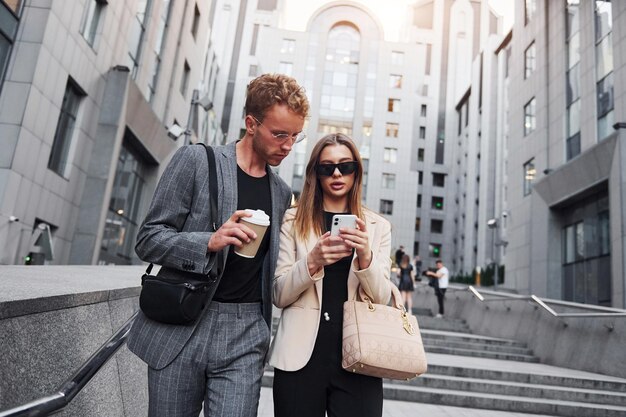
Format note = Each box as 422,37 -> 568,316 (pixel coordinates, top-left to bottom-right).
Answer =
0,266 -> 147,416
413,283 -> 626,379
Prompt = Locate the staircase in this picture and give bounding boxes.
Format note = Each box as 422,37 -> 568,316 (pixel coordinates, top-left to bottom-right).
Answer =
265,308 -> 626,416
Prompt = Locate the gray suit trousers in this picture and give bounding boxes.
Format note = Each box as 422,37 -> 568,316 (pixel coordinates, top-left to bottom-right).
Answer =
147,301 -> 270,417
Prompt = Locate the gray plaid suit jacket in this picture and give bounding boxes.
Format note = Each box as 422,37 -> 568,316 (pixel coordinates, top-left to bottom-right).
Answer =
127,141 -> 292,369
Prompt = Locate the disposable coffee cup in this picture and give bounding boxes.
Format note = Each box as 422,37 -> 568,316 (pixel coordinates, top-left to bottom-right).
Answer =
234,209 -> 270,258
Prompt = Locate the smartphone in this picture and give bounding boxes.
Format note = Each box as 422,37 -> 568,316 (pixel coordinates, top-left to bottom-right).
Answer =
330,214 -> 357,236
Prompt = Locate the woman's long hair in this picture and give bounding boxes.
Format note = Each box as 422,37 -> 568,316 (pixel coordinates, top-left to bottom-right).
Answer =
293,133 -> 364,240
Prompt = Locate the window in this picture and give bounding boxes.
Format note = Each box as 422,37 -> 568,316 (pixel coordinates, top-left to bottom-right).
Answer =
180,60 -> 190,96
431,219 -> 443,234
419,126 -> 426,139
382,173 -> 396,189
148,0 -> 172,101
595,1 -> 613,141
524,97 -> 536,135
566,0 -> 581,160
417,148 -> 424,162
561,192 -> 610,305
420,105 -> 427,117
380,200 -> 394,215
383,148 -> 397,163
387,98 -> 400,113
281,38 -> 295,54
433,173 -> 445,187
100,136 -> 149,264
191,4 -> 200,39
432,196 -> 444,210
389,74 -> 402,88
249,64 -> 258,76
415,217 -> 421,232
48,79 -> 84,177
80,0 -> 106,46
429,243 -> 441,257
417,194 -> 422,208
385,123 -> 399,137
525,0 -> 536,25
250,24 -> 259,55
0,32 -> 11,87
391,51 -> 404,66
523,159 -> 535,196
278,61 -> 293,76
128,0 -> 152,78
418,171 -> 423,185
524,41 -> 536,79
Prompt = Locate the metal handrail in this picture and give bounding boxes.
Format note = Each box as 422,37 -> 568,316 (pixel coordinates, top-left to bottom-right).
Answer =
468,286 -> 626,319
0,312 -> 138,417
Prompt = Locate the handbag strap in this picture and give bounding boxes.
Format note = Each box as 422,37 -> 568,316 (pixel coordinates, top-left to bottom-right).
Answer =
144,144 -> 221,279
356,284 -> 406,312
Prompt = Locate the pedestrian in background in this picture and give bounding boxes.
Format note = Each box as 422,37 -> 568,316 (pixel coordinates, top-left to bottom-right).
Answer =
425,259 -> 449,318
269,133 -> 392,417
398,254 -> 415,312
394,245 -> 405,266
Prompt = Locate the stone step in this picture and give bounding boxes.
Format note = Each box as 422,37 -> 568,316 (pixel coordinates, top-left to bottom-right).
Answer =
402,374 -> 626,406
423,345 -> 540,362
420,329 -> 529,348
381,383 -> 626,417
415,316 -> 471,332
422,337 -> 534,355
426,363 -> 626,393
261,371 -> 626,417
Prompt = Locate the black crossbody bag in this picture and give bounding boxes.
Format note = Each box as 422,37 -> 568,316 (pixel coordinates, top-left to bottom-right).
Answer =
139,144 -> 223,325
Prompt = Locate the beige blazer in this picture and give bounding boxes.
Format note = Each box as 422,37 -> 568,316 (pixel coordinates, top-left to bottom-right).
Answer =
268,207 -> 392,371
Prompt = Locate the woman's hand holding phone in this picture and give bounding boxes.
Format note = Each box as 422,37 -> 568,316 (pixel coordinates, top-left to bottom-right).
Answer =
338,217 -> 372,270
306,232 -> 352,275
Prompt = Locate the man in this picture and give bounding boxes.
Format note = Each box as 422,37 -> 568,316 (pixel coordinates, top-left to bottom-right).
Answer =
425,259 -> 449,318
127,74 -> 309,417
394,245 -> 405,266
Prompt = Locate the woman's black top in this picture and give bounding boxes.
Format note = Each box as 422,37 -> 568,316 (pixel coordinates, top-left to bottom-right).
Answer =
320,211 -> 354,326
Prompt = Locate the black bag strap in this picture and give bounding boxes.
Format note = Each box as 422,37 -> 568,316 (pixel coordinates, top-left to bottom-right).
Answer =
200,143 -> 223,281
144,144 -> 222,279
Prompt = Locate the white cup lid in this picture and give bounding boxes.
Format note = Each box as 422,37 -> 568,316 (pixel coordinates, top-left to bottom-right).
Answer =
242,209 -> 270,226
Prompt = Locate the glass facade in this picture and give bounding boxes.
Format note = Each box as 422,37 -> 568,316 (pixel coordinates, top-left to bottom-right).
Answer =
48,79 -> 84,177
561,190 -> 610,306
524,97 -> 536,136
594,1 -> 613,141
524,41 -> 535,79
523,159 -> 535,196
99,137 -> 148,265
149,0 -> 171,101
566,0 -> 581,160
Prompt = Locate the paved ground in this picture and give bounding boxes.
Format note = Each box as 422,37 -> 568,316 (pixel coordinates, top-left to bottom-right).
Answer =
257,387 -> 554,417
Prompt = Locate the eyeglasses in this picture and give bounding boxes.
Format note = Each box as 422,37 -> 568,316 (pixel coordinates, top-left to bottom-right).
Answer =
315,161 -> 358,177
251,116 -> 307,144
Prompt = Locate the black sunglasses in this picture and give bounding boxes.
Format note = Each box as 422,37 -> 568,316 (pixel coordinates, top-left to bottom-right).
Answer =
315,161 -> 358,177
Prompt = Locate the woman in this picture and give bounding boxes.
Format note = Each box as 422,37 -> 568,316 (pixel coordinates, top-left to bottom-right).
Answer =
398,254 -> 415,312
269,134 -> 392,417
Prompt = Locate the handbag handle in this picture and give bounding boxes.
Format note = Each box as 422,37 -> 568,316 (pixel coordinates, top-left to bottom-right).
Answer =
356,284 -> 406,312
356,284 -> 415,334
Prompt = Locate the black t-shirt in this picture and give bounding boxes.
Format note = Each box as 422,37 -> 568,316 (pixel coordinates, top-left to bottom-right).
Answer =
213,166 -> 272,303
320,211 -> 354,326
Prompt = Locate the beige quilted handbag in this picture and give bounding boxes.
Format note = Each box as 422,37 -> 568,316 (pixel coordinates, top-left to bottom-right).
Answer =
342,284 -> 427,380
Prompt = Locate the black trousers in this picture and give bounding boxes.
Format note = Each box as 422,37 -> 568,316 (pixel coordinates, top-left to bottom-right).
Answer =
273,320 -> 382,417
435,288 -> 447,315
